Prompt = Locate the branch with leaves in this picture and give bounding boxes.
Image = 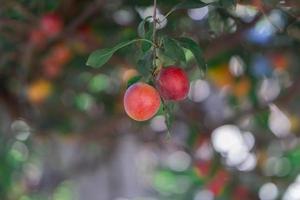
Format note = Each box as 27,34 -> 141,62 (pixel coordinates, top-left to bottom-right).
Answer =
86,0 -> 209,134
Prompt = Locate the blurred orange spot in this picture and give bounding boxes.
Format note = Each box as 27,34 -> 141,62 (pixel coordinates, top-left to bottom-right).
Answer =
208,64 -> 234,88
233,78 -> 251,98
27,79 -> 52,104
51,43 -> 72,65
270,53 -> 289,71
41,43 -> 71,78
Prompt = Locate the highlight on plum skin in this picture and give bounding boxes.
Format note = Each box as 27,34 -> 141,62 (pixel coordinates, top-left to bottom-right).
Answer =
123,82 -> 161,121
155,66 -> 190,101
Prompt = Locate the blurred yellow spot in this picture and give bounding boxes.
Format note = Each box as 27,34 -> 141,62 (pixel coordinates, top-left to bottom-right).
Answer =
290,115 -> 300,132
208,64 -> 234,88
257,150 -> 268,168
27,79 -> 52,104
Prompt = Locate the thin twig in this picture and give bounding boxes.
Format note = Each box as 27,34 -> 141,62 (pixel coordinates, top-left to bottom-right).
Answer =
161,7 -> 176,22
152,0 -> 158,72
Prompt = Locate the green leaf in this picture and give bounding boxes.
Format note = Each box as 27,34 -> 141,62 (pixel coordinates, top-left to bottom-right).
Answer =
127,75 -> 142,88
86,40 -> 138,68
137,50 -> 153,76
162,101 -> 175,138
177,37 -> 207,77
162,36 -> 186,65
142,25 -> 154,52
173,0 -> 207,10
157,49 -> 176,66
86,48 -> 114,68
137,16 -> 152,38
137,16 -> 154,52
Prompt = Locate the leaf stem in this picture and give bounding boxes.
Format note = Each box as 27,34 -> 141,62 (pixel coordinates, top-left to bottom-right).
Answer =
135,38 -> 156,47
161,7 -> 176,22
116,39 -> 156,51
153,0 -> 157,41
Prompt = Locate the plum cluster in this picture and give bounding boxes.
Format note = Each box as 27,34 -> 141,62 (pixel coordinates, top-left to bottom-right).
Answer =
124,66 -> 189,121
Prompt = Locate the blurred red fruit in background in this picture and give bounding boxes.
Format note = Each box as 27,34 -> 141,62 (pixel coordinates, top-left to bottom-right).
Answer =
51,43 -> 71,65
40,13 -> 63,37
207,170 -> 230,196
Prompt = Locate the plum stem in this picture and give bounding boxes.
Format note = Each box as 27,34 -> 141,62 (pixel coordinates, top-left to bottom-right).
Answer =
152,0 -> 158,72
152,0 -> 157,44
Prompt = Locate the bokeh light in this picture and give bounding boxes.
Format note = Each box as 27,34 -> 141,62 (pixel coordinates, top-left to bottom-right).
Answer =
258,77 -> 281,103
194,189 -> 214,200
268,104 -> 291,138
212,125 -> 256,169
246,9 -> 286,44
188,79 -> 210,102
167,151 -> 191,172
150,115 -> 167,132
258,182 -> 278,200
188,6 -> 209,21
229,55 -> 245,77
11,120 -> 31,141
234,4 -> 258,22
113,9 -> 135,26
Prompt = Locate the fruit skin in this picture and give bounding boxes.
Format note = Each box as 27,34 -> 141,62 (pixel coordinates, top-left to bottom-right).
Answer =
155,66 -> 189,101
124,82 -> 160,121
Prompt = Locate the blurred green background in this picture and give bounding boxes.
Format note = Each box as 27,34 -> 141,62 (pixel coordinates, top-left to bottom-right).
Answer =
0,0 -> 300,200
